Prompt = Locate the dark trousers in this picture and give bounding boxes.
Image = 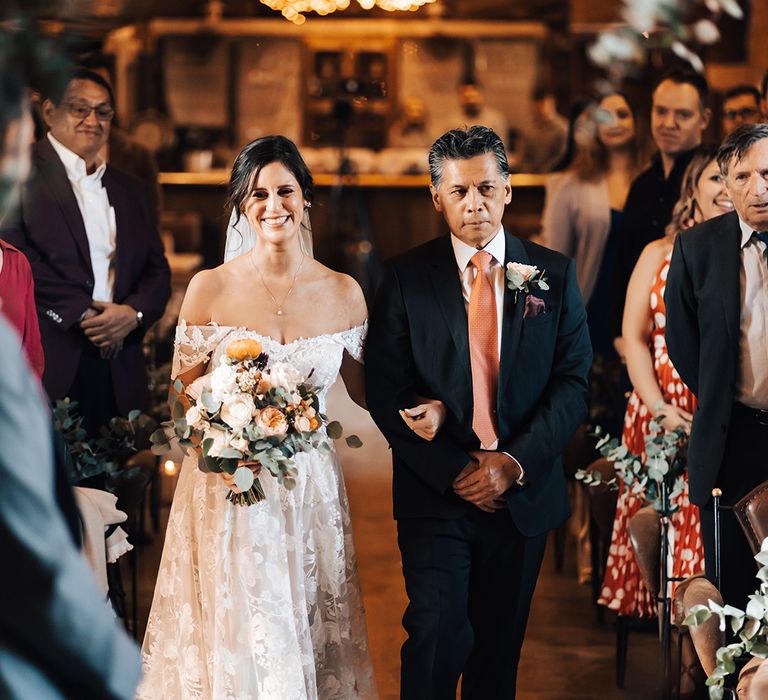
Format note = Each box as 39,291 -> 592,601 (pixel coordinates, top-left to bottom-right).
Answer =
397,510 -> 548,700
66,350 -> 118,435
699,404 -> 768,610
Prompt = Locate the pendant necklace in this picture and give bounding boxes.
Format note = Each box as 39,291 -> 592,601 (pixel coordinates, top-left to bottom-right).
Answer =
251,252 -> 305,316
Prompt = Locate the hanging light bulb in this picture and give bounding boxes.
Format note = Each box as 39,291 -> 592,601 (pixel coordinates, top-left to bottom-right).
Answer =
260,0 -> 436,23
163,460 -> 178,476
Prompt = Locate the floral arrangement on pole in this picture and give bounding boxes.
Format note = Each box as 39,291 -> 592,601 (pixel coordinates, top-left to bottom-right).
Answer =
575,413 -> 688,513
684,537 -> 768,700
588,0 -> 743,83
52,398 -> 157,489
150,337 -> 361,506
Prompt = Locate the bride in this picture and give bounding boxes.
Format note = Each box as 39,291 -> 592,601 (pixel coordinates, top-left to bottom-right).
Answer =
138,135 -> 445,699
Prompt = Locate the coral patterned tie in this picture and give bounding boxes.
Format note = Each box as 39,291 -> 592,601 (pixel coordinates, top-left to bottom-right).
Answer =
468,250 -> 499,447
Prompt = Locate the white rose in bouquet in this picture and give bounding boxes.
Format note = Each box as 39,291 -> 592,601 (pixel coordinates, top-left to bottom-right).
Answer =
265,362 -> 305,392
185,405 -> 207,429
294,415 -> 311,433
230,435 -> 249,454
220,393 -> 256,431
211,361 -> 239,402
205,426 -> 230,457
256,406 -> 289,438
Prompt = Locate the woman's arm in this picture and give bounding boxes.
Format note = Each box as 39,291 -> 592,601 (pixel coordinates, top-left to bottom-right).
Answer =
622,242 -> 691,432
339,274 -> 369,409
169,269 -> 219,403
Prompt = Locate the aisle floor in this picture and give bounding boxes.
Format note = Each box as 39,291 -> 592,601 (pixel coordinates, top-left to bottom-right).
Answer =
137,381 -> 662,699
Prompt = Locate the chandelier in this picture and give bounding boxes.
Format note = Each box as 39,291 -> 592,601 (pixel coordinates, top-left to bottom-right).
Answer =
260,0 -> 437,25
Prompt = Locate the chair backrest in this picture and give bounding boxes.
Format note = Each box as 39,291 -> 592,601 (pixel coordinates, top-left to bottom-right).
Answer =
582,457 -> 618,536
680,576 -> 725,677
734,480 -> 768,555
627,505 -> 661,598
562,424 -> 596,478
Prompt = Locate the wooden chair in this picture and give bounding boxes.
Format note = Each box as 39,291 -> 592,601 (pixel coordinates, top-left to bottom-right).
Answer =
734,480 -> 768,555
108,450 -> 156,638
558,424 -> 598,572
582,457 -> 618,620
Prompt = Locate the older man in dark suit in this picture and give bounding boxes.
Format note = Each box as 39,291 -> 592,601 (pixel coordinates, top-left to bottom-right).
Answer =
2,68 -> 170,432
666,123 -> 768,609
366,126 -> 591,699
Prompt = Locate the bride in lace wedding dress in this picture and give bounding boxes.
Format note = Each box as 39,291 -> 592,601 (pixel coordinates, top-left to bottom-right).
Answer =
138,137 -> 443,700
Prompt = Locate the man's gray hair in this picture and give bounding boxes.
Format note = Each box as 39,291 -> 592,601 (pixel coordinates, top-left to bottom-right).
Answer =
717,123 -> 768,176
428,125 -> 509,187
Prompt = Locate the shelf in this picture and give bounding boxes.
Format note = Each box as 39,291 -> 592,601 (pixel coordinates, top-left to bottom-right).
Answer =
159,171 -> 548,188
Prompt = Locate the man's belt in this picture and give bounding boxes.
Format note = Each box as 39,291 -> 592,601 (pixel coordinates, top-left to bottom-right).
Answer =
733,402 -> 768,427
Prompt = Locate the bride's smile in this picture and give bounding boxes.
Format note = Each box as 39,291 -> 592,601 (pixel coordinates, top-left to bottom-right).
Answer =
242,161 -> 308,243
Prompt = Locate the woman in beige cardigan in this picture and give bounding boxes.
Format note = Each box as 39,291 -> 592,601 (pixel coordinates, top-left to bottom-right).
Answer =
541,92 -> 642,582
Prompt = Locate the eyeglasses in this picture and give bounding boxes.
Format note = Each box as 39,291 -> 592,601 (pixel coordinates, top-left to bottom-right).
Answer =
723,107 -> 759,121
65,101 -> 115,122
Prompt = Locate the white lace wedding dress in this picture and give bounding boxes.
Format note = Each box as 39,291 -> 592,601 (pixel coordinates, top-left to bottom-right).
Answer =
138,321 -> 377,700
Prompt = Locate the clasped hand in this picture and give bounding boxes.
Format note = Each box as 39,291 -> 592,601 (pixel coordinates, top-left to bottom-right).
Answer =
80,301 -> 138,355
452,450 -> 520,513
399,398 -> 447,441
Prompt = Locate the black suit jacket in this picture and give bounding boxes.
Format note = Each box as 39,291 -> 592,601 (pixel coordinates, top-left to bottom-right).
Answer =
365,232 -> 592,536
665,211 -> 742,506
1,138 -> 171,415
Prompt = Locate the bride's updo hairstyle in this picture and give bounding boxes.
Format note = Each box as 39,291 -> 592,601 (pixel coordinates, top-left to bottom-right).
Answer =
226,135 -> 315,230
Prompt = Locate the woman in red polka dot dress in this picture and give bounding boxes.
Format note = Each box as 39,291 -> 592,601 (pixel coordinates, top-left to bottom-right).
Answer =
599,147 -> 729,617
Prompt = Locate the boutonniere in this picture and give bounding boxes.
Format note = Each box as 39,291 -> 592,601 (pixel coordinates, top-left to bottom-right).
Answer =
505,262 -> 549,303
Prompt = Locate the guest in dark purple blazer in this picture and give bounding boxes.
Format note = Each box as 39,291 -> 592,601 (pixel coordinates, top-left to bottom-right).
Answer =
1,68 -> 170,432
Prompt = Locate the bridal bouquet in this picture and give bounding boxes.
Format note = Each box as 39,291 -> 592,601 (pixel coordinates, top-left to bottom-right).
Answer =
151,338 -> 360,506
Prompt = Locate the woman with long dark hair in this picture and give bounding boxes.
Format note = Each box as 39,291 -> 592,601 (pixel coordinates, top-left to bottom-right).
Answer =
139,135 -> 445,699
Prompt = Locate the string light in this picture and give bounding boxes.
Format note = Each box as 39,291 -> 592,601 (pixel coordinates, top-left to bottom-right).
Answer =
163,460 -> 178,476
260,0 -> 436,24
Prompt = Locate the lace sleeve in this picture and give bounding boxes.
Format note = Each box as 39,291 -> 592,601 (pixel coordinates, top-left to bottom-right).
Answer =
171,320 -> 233,379
337,321 -> 367,364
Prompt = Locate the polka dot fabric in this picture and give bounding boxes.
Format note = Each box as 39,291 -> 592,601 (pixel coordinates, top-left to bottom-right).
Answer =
598,253 -> 704,618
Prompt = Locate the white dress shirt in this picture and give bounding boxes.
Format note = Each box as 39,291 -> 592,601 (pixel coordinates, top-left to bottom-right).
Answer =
48,133 -> 116,302
449,228 -> 525,482
736,218 -> 768,409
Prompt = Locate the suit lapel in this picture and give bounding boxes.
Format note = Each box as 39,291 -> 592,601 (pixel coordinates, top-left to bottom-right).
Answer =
35,139 -> 92,270
429,236 -> 472,383
717,212 -> 742,352
498,232 -> 527,402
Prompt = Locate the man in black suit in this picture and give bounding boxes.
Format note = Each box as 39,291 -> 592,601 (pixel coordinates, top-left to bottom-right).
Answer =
666,123 -> 768,609
365,126 -> 592,699
2,68 -> 170,433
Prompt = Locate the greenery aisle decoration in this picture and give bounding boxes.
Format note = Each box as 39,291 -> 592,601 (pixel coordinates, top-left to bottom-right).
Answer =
685,538 -> 768,699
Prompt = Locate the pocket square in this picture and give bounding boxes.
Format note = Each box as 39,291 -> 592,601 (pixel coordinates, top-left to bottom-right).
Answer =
523,294 -> 546,319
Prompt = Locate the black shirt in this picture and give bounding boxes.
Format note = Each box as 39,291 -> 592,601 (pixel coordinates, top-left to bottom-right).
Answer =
609,148 -> 696,336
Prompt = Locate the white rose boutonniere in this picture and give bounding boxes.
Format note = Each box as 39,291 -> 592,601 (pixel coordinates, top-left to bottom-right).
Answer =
505,262 -> 549,303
